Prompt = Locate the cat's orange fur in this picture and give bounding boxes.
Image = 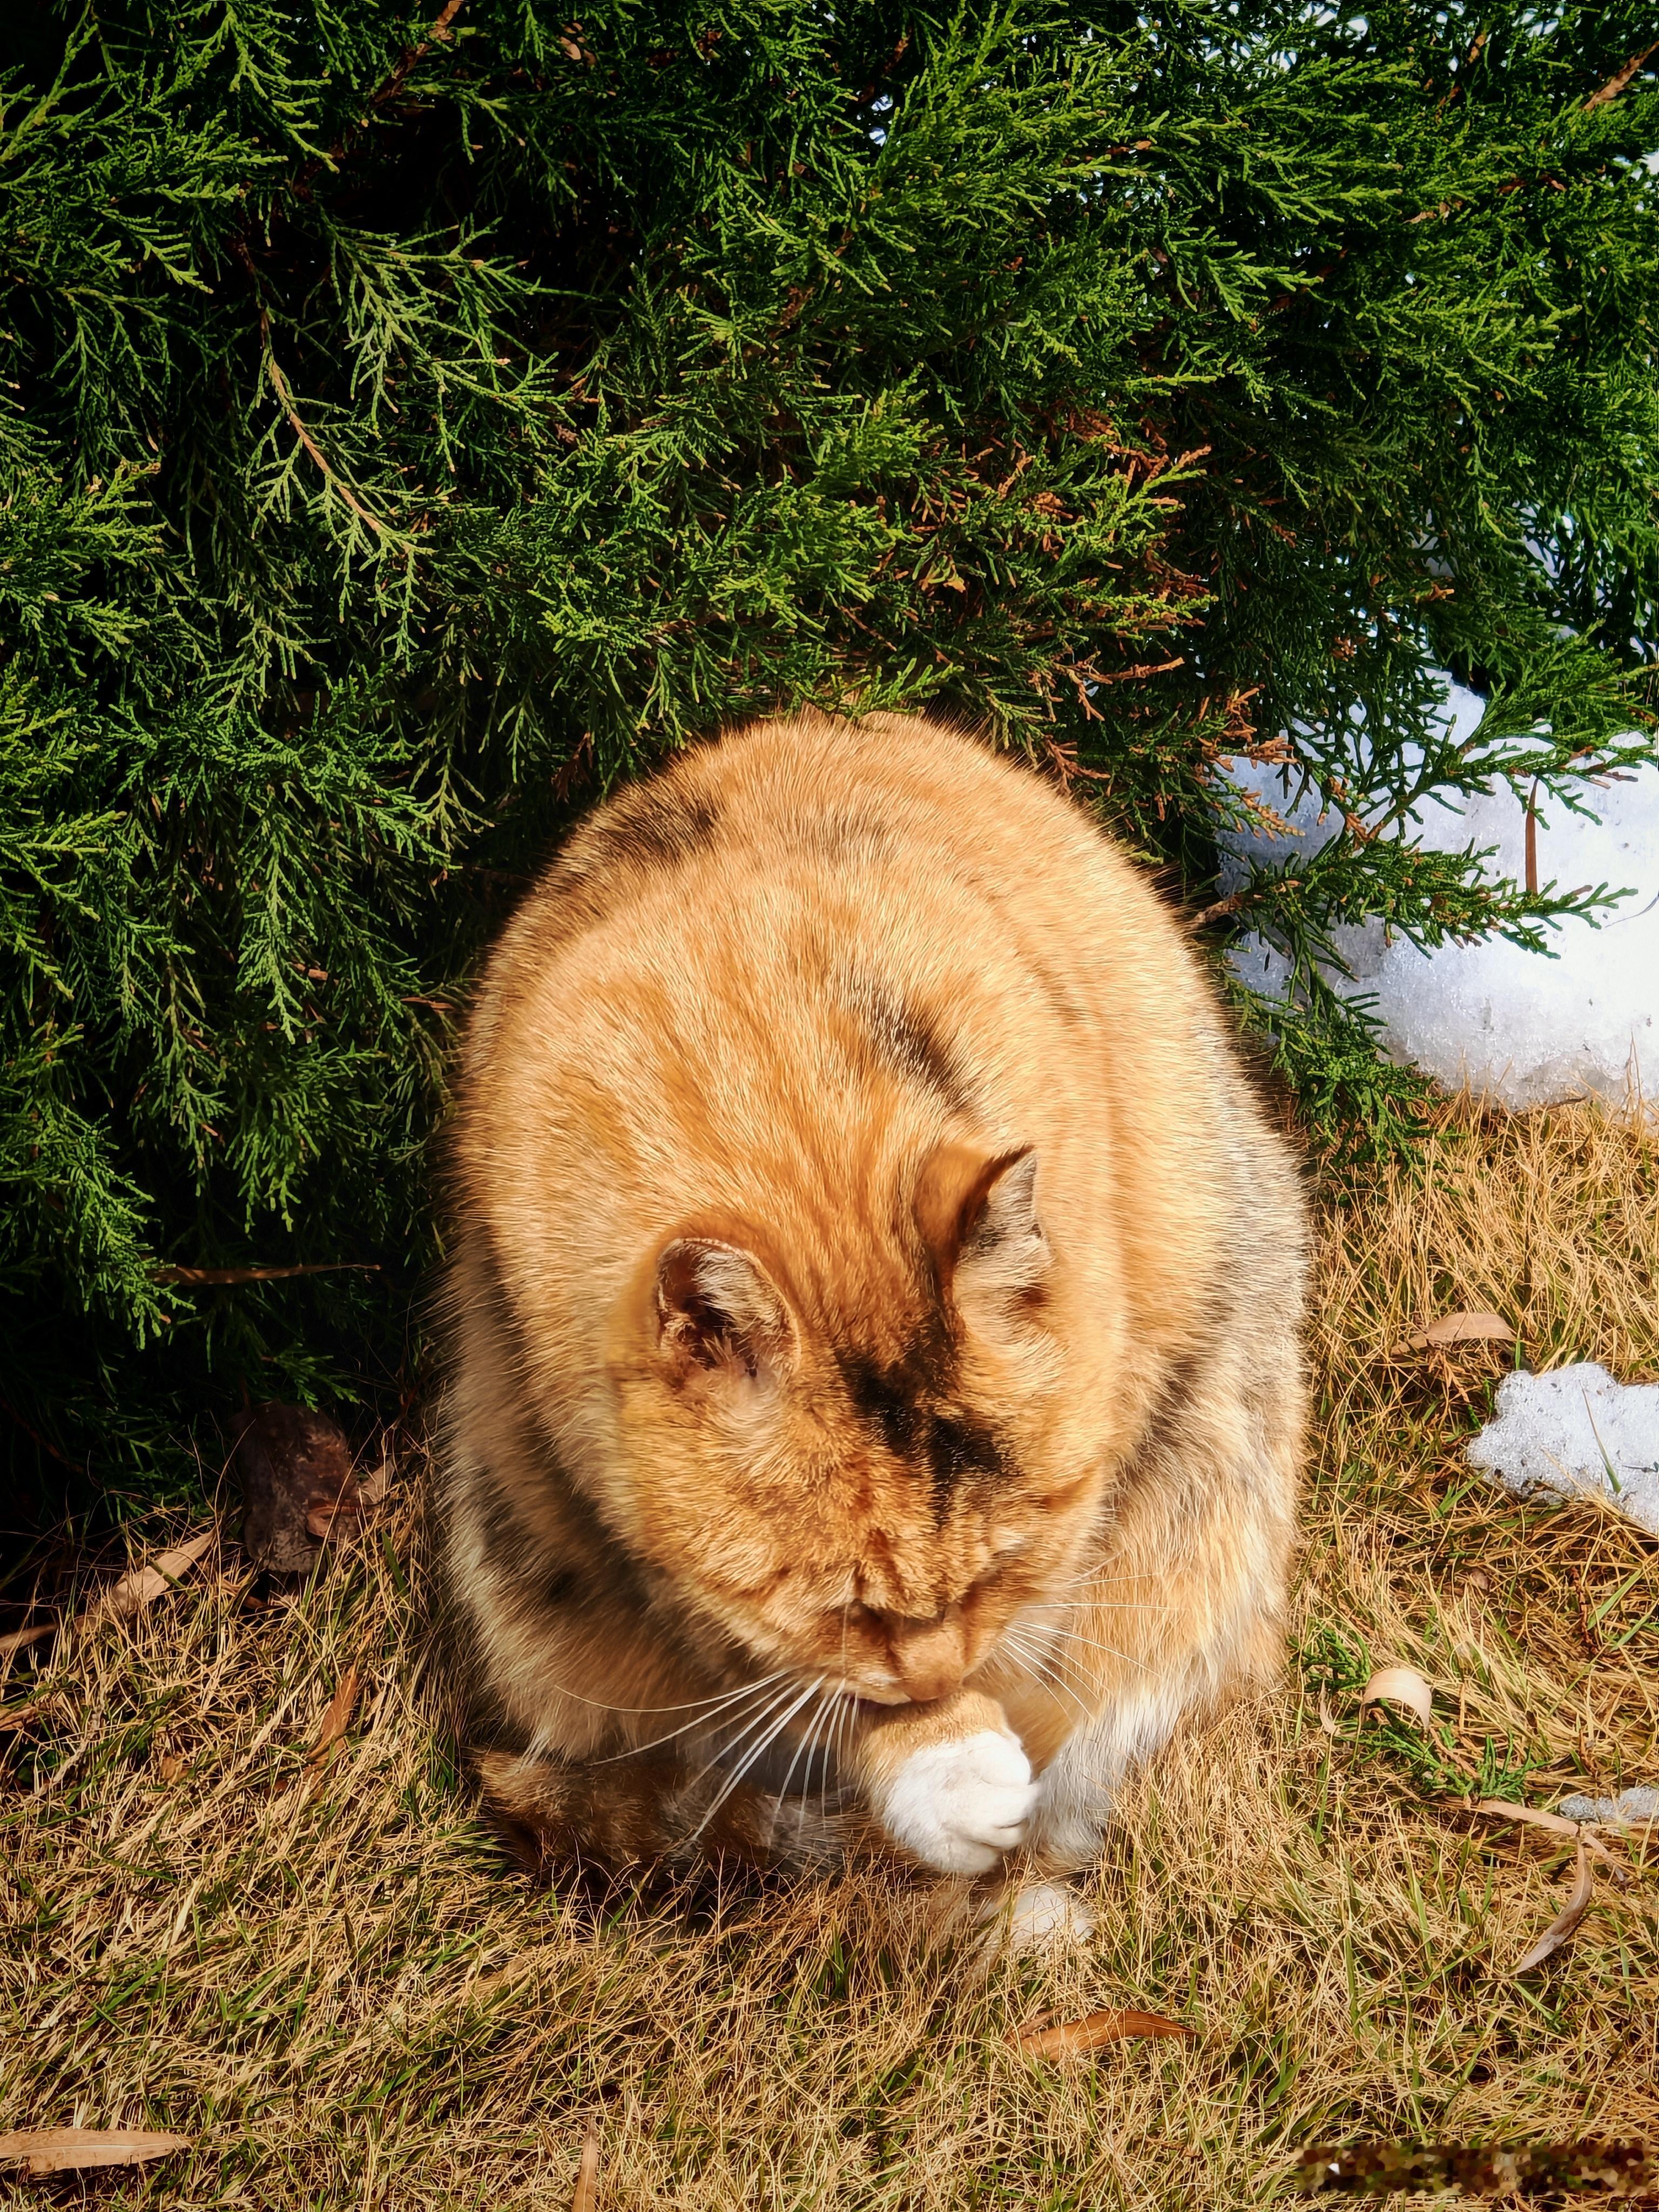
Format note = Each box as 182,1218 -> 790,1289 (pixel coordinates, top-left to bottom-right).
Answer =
436,711 -> 1305,1898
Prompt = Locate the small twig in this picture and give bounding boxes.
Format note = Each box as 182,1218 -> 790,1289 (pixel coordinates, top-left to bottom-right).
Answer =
1016,2007 -> 1193,2057
1087,655 -> 1186,686
228,240 -> 392,537
551,730 -> 595,804
1187,887 -> 1251,932
0,1394 -> 80,1473
1584,41 -> 1658,111
151,1262 -> 381,1286
1043,739 -> 1115,790
0,1624 -> 56,1663
80,1529 -> 218,1633
367,0 -> 468,110
287,0 -> 469,202
220,1 -> 466,537
994,448 -> 1035,498
1525,779 -> 1539,895
1513,1837 -> 1595,1974
267,354 -> 387,534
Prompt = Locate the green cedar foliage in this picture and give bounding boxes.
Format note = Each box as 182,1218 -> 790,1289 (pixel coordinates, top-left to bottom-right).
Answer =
3,0 -> 1656,1519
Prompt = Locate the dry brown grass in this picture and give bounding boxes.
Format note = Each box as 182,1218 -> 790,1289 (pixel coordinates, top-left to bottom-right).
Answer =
2,1097 -> 1656,2210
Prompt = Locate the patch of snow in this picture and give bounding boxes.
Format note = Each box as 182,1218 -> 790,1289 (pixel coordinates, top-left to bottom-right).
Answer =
980,1878 -> 1097,1958
1466,1363 -> 1659,1537
1220,682 -> 1659,1109
1557,1786 -> 1659,1826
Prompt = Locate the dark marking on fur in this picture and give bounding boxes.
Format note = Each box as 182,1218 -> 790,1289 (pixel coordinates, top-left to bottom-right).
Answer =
839,972 -> 974,1118
473,1478 -> 524,1581
585,783 -> 721,874
923,1412 -> 1008,1515
838,1336 -> 1009,1512
456,1232 -> 645,1604
927,1414 -> 1005,1487
473,1476 -> 584,1614
1117,1339 -> 1225,1506
541,1567 -> 581,1610
1024,948 -> 1088,1029
797,807 -> 897,869
842,1353 -> 928,1460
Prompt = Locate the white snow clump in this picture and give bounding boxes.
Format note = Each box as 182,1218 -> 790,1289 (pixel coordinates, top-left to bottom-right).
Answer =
1556,1786 -> 1659,1826
1467,1362 -> 1659,1537
1222,682 -> 1659,1109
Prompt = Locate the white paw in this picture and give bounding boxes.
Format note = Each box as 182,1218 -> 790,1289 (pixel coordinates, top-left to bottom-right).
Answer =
880,1730 -> 1037,1874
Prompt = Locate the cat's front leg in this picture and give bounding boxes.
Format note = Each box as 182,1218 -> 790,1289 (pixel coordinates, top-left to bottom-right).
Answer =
854,1690 -> 1039,1874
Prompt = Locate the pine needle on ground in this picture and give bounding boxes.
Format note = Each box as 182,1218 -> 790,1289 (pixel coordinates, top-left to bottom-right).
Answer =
2,1097 -> 1655,2208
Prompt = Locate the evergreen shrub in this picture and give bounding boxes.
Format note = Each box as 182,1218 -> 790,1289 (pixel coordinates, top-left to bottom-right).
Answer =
3,0 -> 1656,1518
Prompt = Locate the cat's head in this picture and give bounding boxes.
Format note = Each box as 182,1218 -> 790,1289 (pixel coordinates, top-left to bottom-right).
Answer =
606,1141 -> 1100,1704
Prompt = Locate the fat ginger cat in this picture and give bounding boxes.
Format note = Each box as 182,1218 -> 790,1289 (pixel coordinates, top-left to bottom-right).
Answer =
436,711 -> 1304,1926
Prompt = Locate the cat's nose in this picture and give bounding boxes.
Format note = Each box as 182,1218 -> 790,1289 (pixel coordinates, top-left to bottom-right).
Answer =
886,1609 -> 967,1703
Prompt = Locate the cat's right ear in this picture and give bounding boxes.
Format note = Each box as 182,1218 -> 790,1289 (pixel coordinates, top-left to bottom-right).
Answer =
914,1141 -> 1050,1322
654,1237 -> 794,1387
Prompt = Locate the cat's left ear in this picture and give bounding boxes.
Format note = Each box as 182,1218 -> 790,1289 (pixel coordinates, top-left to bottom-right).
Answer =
914,1142 -> 1050,1309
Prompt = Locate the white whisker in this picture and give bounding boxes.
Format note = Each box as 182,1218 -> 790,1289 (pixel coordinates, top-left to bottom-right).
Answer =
791,1684 -> 847,1843
1019,1598 -> 1166,1614
772,1683 -> 834,1839
1050,1566 -> 1151,1590
1006,1612 -> 1152,1674
691,1677 -> 825,1839
595,1671 -> 790,1763
1041,1628 -> 1152,1671
816,1688 -> 847,1800
818,1689 -> 850,1830
1001,1631 -> 1094,1725
824,1688 -> 855,1829
539,1674 -> 788,1717
677,1677 -> 802,1796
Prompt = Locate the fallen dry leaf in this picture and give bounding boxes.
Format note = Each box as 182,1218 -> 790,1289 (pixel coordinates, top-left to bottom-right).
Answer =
0,1622 -> 54,1661
1472,1798 -> 1618,1867
1514,1838 -> 1595,1973
91,1528 -> 217,1626
0,2129 -> 190,2177
1294,2140 -> 1655,2196
1475,1796 -> 1579,1838
305,1665 -> 361,1785
0,1700 -> 43,1735
1015,2007 -> 1194,2059
358,1446 -> 394,1506
1396,1309 -> 1514,1354
305,1492 -> 363,1541
233,1404 -> 362,1574
570,2116 -> 601,2212
1360,1665 -> 1434,1729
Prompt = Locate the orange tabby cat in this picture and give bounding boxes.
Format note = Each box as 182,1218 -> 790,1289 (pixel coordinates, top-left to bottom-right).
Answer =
436,710 -> 1304,1917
